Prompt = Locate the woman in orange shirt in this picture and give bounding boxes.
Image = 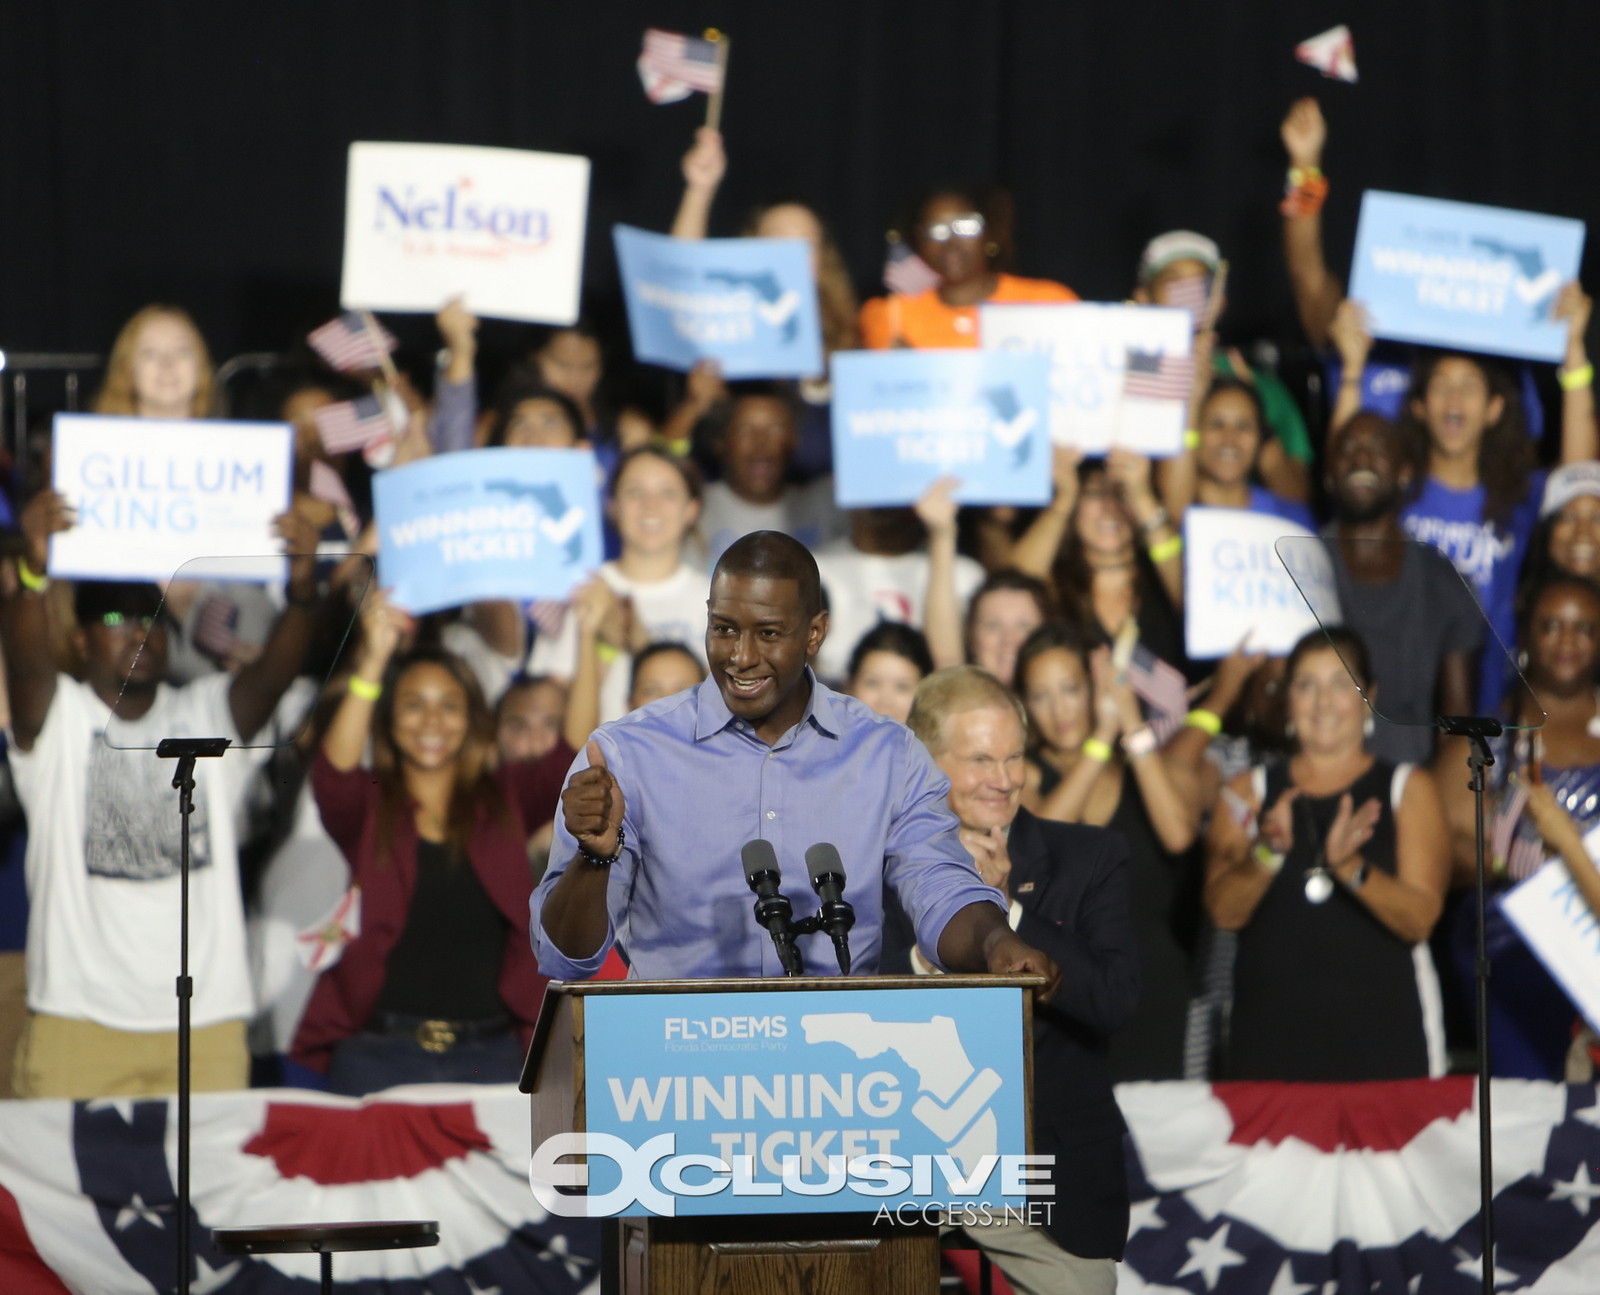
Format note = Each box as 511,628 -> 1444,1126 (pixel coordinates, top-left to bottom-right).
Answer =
860,188 -> 1078,349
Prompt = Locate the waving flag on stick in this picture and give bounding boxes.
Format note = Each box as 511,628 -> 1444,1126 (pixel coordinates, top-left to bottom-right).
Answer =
1296,24 -> 1358,83
638,29 -> 728,116
313,394 -> 396,456
307,311 -> 397,373
884,238 -> 942,296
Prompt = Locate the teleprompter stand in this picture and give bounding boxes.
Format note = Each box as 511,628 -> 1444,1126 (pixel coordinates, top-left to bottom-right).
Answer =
1438,715 -> 1503,1295
156,736 -> 231,1295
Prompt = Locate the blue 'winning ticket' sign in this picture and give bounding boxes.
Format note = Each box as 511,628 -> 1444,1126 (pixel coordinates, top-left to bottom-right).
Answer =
574,985 -> 1029,1218
614,224 -> 824,378
1349,190 -> 1586,363
830,349 -> 1052,507
373,447 -> 601,615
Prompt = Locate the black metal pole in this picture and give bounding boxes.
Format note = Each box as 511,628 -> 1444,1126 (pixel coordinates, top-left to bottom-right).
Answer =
157,737 -> 229,1295
1469,742 -> 1495,1295
174,753 -> 196,1295
1439,717 -> 1500,1295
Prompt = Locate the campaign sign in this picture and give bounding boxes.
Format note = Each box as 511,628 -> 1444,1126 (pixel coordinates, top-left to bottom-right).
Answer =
373,447 -> 601,615
49,415 -> 293,582
340,142 -> 590,325
980,303 -> 1192,456
613,225 -> 824,378
829,350 -> 1051,507
538,985 -> 1034,1218
1183,511 -> 1340,659
1502,835 -> 1600,1032
1349,190 -> 1586,362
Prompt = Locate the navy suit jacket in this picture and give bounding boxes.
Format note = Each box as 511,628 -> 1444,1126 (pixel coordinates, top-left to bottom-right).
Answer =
882,807 -> 1139,1260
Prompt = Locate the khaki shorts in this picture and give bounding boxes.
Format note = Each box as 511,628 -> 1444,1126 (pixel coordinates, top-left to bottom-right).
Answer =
11,1012 -> 248,1100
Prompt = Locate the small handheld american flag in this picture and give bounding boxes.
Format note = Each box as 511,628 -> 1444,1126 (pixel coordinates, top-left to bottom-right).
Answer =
637,28 -> 725,104
307,312 -> 397,373
313,394 -> 396,455
1162,274 -> 1213,331
1491,780 -> 1550,881
884,239 -> 941,296
1123,349 -> 1196,402
1126,642 -> 1191,743
309,459 -> 361,539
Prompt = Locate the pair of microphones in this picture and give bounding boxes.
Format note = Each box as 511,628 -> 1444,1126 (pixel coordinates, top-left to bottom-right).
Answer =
740,840 -> 856,977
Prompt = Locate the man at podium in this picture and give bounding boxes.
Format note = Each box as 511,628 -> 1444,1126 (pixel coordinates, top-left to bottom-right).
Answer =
530,531 -> 1059,990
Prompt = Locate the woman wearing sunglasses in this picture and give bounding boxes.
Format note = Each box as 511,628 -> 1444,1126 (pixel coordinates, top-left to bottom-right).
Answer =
860,187 -> 1078,349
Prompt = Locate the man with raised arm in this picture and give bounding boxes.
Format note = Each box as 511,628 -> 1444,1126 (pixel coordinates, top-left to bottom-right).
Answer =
3,488 -> 325,1098
530,531 -> 1059,991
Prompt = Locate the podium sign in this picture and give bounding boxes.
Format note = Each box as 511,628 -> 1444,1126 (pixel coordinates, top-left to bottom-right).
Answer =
527,978 -> 1038,1221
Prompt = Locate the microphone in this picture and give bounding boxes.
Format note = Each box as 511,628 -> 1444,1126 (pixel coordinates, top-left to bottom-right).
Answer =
741,840 -> 805,977
804,842 -> 857,976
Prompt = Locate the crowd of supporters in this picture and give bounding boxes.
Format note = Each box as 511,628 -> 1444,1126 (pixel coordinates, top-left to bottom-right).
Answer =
2,94 -> 1599,1107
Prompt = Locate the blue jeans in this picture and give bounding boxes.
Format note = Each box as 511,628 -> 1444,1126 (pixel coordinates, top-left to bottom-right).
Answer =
327,1028 -> 525,1096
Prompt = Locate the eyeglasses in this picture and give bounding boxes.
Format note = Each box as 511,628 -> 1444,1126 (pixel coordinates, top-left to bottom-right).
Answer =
922,213 -> 985,243
97,612 -> 157,630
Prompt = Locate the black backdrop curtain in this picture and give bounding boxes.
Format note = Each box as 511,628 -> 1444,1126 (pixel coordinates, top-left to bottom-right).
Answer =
0,1 -> 1596,369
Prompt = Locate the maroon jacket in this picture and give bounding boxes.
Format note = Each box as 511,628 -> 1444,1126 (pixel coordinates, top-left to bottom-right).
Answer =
290,742 -> 573,1073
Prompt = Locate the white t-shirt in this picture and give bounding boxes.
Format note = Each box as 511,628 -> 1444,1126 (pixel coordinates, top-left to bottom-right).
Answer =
697,478 -> 845,567
8,673 -> 269,1030
526,561 -> 711,721
812,543 -> 986,683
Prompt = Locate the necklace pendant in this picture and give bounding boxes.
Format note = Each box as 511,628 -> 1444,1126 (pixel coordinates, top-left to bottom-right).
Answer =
1304,867 -> 1334,905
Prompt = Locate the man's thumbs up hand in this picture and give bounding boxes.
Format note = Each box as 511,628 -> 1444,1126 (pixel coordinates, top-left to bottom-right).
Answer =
563,740 -> 625,861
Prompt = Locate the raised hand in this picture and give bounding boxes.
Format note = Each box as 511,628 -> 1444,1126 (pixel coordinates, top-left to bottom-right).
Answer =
961,824 -> 1012,893
1106,447 -> 1160,527
1259,787 -> 1299,856
19,489 -> 74,576
1554,280 -> 1593,358
273,499 -> 324,596
685,358 -> 727,410
563,739 -> 626,859
1089,645 -> 1138,739
1325,793 -> 1381,871
1207,639 -> 1268,720
1048,444 -> 1082,515
1327,298 -> 1375,371
681,126 -> 727,193
356,587 -> 413,674
1281,97 -> 1327,169
435,295 -> 478,356
913,474 -> 961,540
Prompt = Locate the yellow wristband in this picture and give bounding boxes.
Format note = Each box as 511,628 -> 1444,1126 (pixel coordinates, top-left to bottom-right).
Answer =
1148,535 -> 1183,563
1185,708 -> 1223,736
1081,737 -> 1113,764
1184,429 -> 1201,451
347,675 -> 382,702
15,558 -> 48,592
1560,362 -> 1594,391
596,642 -> 622,666
1287,165 -> 1323,187
1252,841 -> 1286,873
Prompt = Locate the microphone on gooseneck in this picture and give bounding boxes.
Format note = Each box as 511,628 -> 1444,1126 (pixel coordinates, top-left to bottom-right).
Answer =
741,839 -> 805,977
804,842 -> 857,976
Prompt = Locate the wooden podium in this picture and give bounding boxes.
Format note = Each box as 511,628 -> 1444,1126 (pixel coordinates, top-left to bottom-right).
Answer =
520,975 -> 1038,1295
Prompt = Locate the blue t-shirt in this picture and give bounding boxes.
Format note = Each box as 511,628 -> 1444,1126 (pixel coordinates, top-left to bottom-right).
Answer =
1401,469 -> 1545,713
1247,486 -> 1315,531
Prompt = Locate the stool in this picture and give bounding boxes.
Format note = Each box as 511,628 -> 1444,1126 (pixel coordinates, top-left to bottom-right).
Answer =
213,1221 -> 440,1294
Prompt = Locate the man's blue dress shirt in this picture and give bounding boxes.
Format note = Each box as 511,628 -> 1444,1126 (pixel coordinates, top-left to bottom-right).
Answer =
529,672 -> 1004,980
